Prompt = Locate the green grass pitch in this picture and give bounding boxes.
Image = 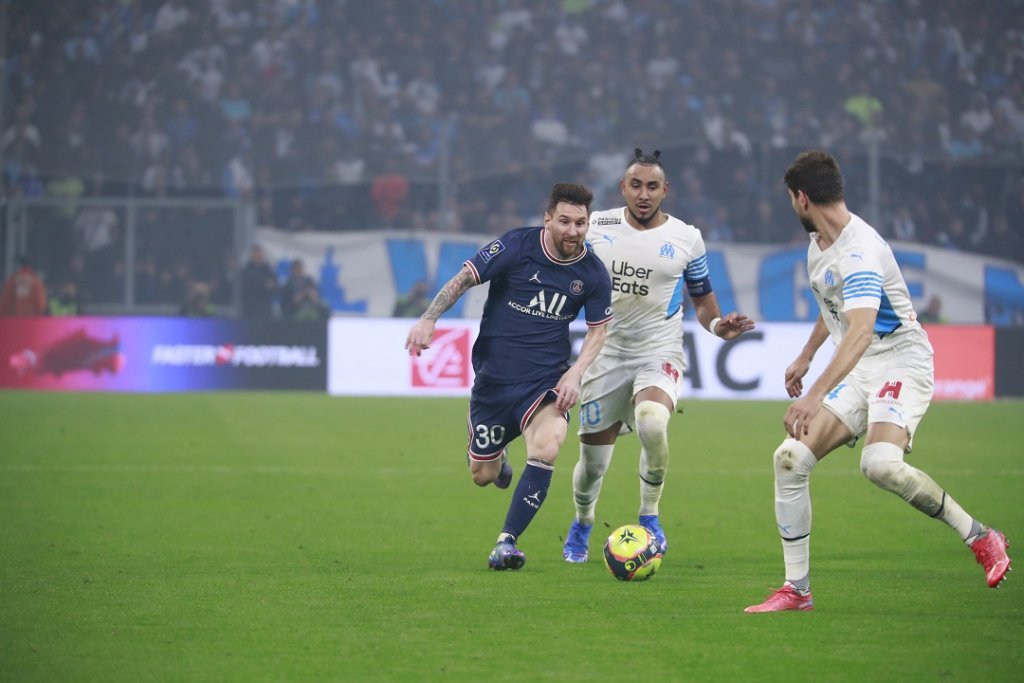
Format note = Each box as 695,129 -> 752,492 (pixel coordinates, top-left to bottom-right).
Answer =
1,392 -> 1022,682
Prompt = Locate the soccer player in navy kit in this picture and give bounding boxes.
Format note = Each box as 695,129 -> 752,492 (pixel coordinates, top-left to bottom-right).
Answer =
406,183 -> 613,570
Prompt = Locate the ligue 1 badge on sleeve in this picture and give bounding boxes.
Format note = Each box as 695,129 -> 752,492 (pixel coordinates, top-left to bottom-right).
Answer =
479,240 -> 505,263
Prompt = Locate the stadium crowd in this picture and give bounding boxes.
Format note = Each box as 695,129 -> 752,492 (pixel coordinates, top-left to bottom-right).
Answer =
2,0 -> 1023,313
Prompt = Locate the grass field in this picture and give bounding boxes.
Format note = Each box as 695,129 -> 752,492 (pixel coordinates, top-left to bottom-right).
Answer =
1,392 -> 1022,682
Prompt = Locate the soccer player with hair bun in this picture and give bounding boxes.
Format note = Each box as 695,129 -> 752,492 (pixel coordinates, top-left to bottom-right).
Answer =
562,148 -> 755,563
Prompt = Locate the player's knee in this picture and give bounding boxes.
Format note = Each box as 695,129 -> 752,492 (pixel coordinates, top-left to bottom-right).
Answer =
860,459 -> 905,490
773,439 -> 816,483
860,442 -> 944,515
578,444 -> 614,480
859,443 -> 908,491
469,464 -> 492,487
528,436 -> 561,463
634,400 -> 670,444
468,458 -> 498,487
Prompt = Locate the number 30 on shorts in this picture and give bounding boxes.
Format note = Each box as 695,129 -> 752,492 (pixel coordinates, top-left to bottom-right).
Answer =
474,424 -> 507,449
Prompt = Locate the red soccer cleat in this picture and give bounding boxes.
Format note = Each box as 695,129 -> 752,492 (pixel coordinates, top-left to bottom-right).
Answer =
971,529 -> 1012,588
745,584 -> 814,613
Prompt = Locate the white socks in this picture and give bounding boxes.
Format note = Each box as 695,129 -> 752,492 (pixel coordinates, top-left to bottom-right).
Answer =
636,401 -> 671,517
572,444 -> 614,526
774,438 -> 818,584
860,442 -> 976,541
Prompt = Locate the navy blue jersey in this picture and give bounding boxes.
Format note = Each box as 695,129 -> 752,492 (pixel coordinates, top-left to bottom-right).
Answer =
465,226 -> 613,384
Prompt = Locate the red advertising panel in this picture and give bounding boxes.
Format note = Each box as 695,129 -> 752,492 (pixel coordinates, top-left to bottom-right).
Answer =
411,327 -> 471,388
924,324 -> 994,401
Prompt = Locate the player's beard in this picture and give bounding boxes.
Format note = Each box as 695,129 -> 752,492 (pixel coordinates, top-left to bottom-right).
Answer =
799,215 -> 817,234
628,199 -> 662,226
554,236 -> 583,259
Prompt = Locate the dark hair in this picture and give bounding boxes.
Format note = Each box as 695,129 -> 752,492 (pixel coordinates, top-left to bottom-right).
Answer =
626,147 -> 664,172
784,149 -> 844,204
546,182 -> 593,214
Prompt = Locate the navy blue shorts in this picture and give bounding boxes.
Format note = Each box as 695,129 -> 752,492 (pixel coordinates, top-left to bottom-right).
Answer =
466,374 -> 569,461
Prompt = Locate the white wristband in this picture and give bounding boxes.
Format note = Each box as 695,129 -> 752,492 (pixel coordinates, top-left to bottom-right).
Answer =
706,317 -> 721,336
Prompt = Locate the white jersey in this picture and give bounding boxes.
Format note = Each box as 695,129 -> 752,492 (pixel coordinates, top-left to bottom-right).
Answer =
807,212 -> 932,357
587,207 -> 711,357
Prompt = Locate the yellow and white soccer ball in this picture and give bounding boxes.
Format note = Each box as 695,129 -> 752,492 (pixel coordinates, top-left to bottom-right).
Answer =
603,524 -> 663,581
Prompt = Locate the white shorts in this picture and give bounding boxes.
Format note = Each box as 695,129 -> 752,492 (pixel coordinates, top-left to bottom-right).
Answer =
578,353 -> 684,435
822,340 -> 934,450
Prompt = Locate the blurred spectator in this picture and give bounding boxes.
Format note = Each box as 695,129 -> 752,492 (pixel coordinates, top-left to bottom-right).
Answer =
393,281 -> 430,318
370,160 -> 410,228
48,280 -> 80,316
530,98 -> 571,148
0,256 -> 48,316
890,207 -> 917,242
153,0 -> 189,36
937,216 -> 972,251
292,282 -> 331,322
279,259 -> 316,321
918,295 -> 947,324
224,147 -> 255,199
979,213 -> 1024,263
179,281 -> 214,317
844,87 -> 883,131
97,258 -> 127,303
239,244 -> 277,319
65,252 -> 94,309
134,256 -> 160,305
961,92 -> 995,141
2,103 -> 41,156
73,200 -> 118,272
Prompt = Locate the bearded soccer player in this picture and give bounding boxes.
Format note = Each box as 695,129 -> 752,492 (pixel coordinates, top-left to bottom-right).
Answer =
745,150 -> 1011,613
406,182 -> 613,570
562,149 -> 754,563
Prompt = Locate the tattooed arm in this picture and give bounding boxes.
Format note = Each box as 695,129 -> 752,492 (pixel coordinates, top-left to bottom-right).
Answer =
404,265 -> 477,356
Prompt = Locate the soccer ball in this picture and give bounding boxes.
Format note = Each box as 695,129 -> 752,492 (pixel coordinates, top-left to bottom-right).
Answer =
603,524 -> 663,581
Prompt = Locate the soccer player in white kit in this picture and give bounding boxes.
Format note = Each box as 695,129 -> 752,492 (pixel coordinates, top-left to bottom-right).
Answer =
562,149 -> 755,562
745,150 -> 1012,613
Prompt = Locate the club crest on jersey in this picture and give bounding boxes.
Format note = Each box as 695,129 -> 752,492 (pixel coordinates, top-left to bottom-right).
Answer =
479,240 -> 505,263
659,242 -> 676,259
824,269 -> 835,287
570,280 -> 583,295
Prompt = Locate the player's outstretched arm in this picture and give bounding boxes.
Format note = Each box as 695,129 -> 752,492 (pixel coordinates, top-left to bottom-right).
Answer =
712,311 -> 755,339
692,292 -> 755,340
553,323 -> 607,412
404,265 -> 476,356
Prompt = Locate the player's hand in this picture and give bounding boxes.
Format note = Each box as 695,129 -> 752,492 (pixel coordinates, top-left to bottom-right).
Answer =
784,358 -> 811,398
715,312 -> 756,340
784,396 -> 820,440
554,371 -> 581,412
404,318 -> 436,356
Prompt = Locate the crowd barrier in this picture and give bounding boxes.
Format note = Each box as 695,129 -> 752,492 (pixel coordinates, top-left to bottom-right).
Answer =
0,317 -> 1011,400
